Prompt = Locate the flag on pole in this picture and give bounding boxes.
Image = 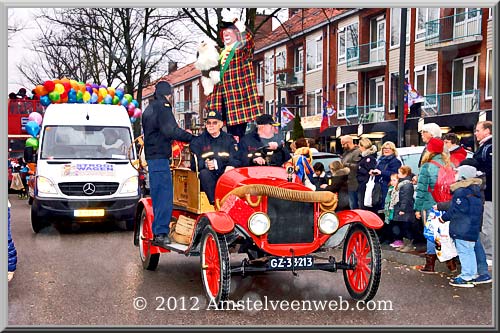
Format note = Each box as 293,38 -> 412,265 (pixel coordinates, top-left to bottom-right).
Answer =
320,99 -> 335,133
281,107 -> 295,128
404,80 -> 424,123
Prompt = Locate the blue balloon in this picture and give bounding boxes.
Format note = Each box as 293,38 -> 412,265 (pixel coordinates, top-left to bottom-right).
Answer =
25,120 -> 40,137
130,117 -> 136,123
104,95 -> 113,104
115,89 -> 124,100
121,98 -> 129,107
132,100 -> 139,108
40,95 -> 51,107
91,92 -> 98,104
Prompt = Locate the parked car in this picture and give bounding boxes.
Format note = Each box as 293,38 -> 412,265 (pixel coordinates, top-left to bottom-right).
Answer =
397,146 -> 473,176
312,151 -> 342,172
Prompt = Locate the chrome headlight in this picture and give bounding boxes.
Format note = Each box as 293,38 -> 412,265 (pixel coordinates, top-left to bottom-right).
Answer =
248,213 -> 270,236
37,176 -> 58,194
318,212 -> 339,235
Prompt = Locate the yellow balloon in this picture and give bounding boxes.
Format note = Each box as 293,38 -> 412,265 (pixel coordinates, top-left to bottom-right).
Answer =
83,91 -> 91,102
54,83 -> 65,94
99,87 -> 108,97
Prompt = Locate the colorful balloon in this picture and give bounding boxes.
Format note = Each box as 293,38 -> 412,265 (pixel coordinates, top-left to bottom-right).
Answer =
43,80 -> 55,92
83,91 -> 91,103
54,83 -> 65,94
124,94 -> 133,103
132,100 -> 139,108
48,91 -> 60,102
25,137 -> 39,150
25,121 -> 40,137
40,95 -> 51,107
115,89 -> 124,100
133,108 -> 142,118
112,96 -> 120,105
28,112 -> 43,125
104,95 -> 113,104
91,92 -> 98,104
121,97 -> 129,107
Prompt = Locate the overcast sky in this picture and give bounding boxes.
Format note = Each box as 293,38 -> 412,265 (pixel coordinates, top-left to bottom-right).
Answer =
7,7 -> 288,95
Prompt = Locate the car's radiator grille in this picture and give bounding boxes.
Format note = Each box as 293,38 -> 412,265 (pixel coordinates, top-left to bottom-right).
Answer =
58,182 -> 119,196
266,198 -> 314,244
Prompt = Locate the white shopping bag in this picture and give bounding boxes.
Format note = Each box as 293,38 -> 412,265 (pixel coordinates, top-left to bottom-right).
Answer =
435,221 -> 458,262
364,175 -> 376,207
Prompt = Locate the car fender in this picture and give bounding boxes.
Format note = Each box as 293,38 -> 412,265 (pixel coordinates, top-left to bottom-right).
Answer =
336,209 -> 384,229
134,197 -> 152,246
202,211 -> 235,234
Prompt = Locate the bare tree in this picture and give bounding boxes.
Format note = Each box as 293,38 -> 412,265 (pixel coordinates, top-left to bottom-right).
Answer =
8,11 -> 25,46
17,7 -> 195,136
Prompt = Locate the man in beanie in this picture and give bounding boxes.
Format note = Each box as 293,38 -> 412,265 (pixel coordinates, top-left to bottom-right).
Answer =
473,120 -> 493,266
418,122 -> 442,168
414,137 -> 457,273
142,81 -> 194,247
205,18 -> 262,140
190,110 -> 241,205
435,164 -> 484,287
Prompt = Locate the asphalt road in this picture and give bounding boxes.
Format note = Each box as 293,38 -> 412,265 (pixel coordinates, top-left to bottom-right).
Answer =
7,194 -> 494,328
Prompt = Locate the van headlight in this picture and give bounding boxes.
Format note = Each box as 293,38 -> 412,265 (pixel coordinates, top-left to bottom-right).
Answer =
318,212 -> 339,235
37,176 -> 58,194
248,213 -> 270,236
120,176 -> 138,194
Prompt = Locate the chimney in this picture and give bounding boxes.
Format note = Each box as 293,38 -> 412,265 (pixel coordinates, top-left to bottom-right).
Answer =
168,61 -> 178,73
288,9 -> 301,18
254,13 -> 273,41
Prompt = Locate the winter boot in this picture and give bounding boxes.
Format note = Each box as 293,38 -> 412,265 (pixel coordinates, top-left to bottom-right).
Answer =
446,258 -> 458,273
418,254 -> 438,274
399,239 -> 416,253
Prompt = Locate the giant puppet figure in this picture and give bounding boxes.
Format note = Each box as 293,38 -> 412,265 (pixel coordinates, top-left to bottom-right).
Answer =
205,18 -> 262,140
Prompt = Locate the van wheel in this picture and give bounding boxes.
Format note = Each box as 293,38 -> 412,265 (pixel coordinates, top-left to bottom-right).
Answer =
139,209 -> 159,270
31,205 -> 47,233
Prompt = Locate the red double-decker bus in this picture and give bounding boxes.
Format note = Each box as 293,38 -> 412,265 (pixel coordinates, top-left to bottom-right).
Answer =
8,99 -> 44,159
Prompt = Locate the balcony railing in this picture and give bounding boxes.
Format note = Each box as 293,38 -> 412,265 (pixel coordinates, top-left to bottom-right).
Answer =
357,104 -> 385,123
420,89 -> 480,116
276,67 -> 304,88
346,41 -> 386,71
174,101 -> 192,113
425,9 -> 482,50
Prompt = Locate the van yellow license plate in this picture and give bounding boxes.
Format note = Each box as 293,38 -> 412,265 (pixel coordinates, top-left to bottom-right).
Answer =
74,209 -> 105,217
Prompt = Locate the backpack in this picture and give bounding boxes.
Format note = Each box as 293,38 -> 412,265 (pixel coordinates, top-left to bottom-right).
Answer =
428,160 -> 455,203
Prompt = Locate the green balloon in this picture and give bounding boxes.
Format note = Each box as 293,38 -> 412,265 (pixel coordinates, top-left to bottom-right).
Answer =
26,137 -> 39,150
124,93 -> 133,103
112,96 -> 120,105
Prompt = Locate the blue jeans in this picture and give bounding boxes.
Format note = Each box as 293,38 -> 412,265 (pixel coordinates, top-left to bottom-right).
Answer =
455,239 -> 477,281
147,159 -> 173,236
348,190 -> 359,209
474,237 -> 489,276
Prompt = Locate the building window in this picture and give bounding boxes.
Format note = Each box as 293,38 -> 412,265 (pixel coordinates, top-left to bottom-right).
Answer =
306,35 -> 323,71
489,8 -> 492,19
416,8 -> 439,41
338,23 -> 358,64
295,47 -> 303,72
266,99 -> 275,116
265,55 -> 274,84
306,90 -> 322,116
275,51 -> 286,82
389,72 -> 409,112
255,61 -> 263,83
192,82 -> 199,104
486,49 -> 492,99
337,82 -> 357,119
390,8 -> 410,47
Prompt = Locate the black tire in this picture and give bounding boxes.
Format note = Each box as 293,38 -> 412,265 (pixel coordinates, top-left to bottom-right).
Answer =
31,204 -> 47,233
139,209 -> 159,270
342,223 -> 382,301
200,226 -> 231,306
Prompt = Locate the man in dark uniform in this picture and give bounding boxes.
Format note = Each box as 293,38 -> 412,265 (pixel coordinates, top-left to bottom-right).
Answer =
190,110 -> 240,205
237,114 -> 291,167
142,81 -> 193,247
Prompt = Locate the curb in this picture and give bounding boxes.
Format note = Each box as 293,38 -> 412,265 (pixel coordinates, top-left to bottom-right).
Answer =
381,243 -> 456,273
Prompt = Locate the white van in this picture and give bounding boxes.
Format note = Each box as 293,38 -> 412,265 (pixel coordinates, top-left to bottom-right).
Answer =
28,104 -> 139,232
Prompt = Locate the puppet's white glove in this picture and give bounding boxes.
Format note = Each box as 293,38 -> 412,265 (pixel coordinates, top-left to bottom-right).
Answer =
233,19 -> 246,32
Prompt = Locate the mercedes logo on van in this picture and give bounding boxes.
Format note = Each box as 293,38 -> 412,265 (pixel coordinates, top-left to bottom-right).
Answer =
83,183 -> 96,195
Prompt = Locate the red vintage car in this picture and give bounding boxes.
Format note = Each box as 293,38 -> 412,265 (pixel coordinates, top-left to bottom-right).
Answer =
132,146 -> 383,304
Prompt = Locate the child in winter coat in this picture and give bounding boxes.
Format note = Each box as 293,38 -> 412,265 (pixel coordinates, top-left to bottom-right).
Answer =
312,162 -> 327,190
392,166 -> 416,252
380,173 -> 399,245
437,165 -> 484,287
8,200 -> 17,282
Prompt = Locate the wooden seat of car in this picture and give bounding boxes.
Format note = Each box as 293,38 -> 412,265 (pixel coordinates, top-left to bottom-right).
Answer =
172,152 -> 215,214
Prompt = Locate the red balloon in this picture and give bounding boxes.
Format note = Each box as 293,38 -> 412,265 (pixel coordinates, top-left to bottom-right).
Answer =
62,81 -> 71,92
60,91 -> 68,100
43,80 -> 55,92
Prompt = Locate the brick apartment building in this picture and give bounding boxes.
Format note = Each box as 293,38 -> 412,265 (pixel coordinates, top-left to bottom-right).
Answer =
140,7 -> 494,153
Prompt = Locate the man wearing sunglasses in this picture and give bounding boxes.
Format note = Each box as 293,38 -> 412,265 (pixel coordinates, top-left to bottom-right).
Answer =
189,110 -> 241,205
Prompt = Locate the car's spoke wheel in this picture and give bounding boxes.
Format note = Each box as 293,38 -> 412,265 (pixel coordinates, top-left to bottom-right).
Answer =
200,226 -> 230,306
342,223 -> 381,301
139,209 -> 159,270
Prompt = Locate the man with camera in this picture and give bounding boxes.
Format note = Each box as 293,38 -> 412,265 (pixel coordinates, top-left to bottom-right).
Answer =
189,110 -> 241,205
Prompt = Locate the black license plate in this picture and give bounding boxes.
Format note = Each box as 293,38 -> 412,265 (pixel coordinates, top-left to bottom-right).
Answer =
268,256 -> 314,269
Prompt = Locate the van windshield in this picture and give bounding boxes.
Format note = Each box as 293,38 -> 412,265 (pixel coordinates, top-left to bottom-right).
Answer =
40,125 -> 133,160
